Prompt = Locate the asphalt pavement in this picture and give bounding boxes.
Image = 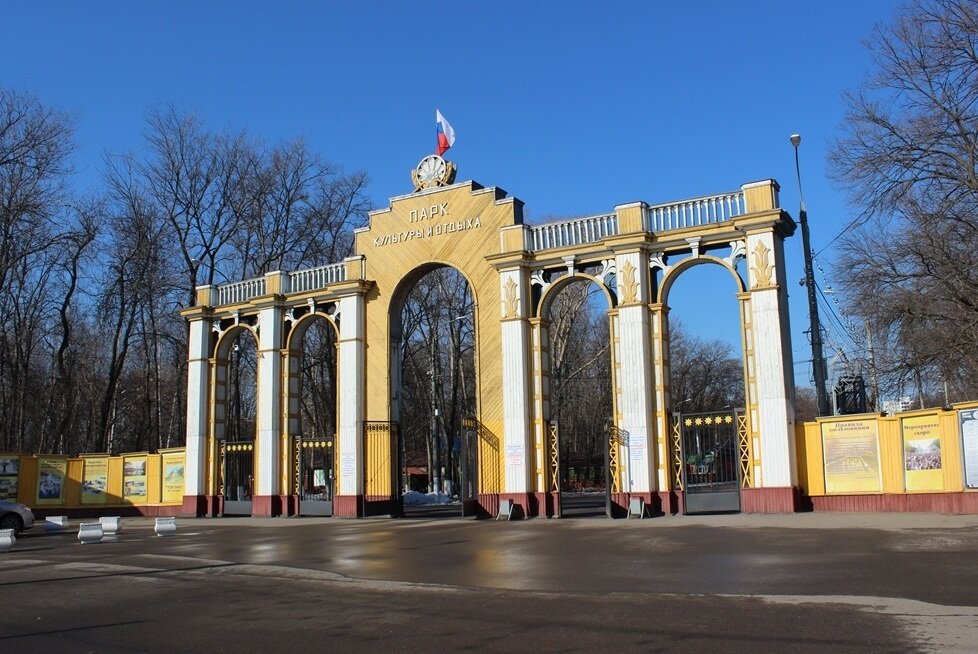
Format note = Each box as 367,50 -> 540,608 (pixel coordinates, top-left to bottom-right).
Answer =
2,508 -> 978,653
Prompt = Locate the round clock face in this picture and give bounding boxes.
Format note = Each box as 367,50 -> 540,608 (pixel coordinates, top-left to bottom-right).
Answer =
416,155 -> 447,184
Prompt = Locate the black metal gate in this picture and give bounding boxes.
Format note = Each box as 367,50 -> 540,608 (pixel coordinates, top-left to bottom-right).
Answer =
364,421 -> 401,516
679,410 -> 741,513
458,417 -> 480,517
220,440 -> 254,515
295,437 -> 334,516
605,422 -> 626,518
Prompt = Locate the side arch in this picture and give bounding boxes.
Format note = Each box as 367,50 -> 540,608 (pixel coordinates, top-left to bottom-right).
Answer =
656,255 -> 745,307
652,254 -> 757,497
285,311 -> 340,353
213,323 -> 259,360
535,271 -> 616,320
208,323 -> 260,515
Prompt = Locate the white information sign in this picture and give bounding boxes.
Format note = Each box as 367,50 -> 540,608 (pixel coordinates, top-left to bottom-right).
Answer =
341,453 -> 356,477
960,409 -> 978,488
505,445 -> 523,467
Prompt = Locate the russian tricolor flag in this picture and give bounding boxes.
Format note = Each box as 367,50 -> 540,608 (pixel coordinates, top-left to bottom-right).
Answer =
436,109 -> 455,156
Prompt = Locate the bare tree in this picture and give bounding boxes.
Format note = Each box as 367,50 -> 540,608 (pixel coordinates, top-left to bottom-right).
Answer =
668,321 -> 745,412
398,267 -> 476,494
831,0 -> 978,403
0,88 -> 81,452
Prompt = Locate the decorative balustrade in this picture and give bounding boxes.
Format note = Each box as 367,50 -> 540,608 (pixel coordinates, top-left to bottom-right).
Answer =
288,262 -> 346,294
217,277 -> 266,305
526,190 -> 746,253
527,212 -> 618,251
646,190 -> 745,232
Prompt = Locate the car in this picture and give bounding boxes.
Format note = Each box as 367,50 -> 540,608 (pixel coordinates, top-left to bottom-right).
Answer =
0,499 -> 35,534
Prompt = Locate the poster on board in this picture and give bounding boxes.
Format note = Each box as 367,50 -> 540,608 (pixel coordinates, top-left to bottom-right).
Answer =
81,457 -> 109,504
902,415 -> 943,492
821,419 -> 882,493
0,456 -> 19,500
123,456 -> 148,502
961,409 -> 978,489
161,454 -> 185,504
36,457 -> 67,504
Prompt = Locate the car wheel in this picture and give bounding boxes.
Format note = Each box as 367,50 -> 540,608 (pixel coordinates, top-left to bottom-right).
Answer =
0,513 -> 23,533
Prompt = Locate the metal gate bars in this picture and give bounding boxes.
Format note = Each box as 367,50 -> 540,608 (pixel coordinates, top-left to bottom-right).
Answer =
363,421 -> 401,517
677,409 -> 743,514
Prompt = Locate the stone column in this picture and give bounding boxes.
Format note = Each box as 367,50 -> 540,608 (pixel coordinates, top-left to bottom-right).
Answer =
183,314 -> 211,516
334,291 -> 366,516
743,228 -> 798,511
612,250 -> 656,512
499,267 -> 534,516
253,302 -> 284,516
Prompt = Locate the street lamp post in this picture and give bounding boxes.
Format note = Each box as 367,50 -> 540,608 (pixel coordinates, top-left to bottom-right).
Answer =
430,335 -> 441,495
790,134 -> 830,416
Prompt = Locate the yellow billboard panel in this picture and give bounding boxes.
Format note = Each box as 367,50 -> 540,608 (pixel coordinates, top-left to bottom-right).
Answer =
821,419 -> 881,494
902,415 -> 944,492
81,456 -> 109,504
36,457 -> 67,504
122,455 -> 148,503
161,453 -> 185,504
0,456 -> 19,500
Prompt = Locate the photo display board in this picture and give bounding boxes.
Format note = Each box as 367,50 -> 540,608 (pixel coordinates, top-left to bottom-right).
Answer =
821,419 -> 882,494
902,415 -> 944,492
0,456 -> 19,500
161,453 -> 185,504
81,456 -> 109,505
36,457 -> 67,504
961,409 -> 978,489
122,455 -> 148,503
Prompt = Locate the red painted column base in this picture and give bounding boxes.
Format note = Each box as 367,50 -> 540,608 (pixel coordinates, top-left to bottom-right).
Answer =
182,495 -> 209,517
334,494 -> 363,517
621,492 -> 660,516
497,492 -> 535,518
530,491 -> 560,517
476,493 -> 499,518
740,486 -> 799,513
182,495 -> 223,516
252,495 -> 283,516
657,491 -> 682,515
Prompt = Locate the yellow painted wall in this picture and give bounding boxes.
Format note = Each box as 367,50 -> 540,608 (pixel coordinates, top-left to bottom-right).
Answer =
797,404 -> 978,497
5,449 -> 186,510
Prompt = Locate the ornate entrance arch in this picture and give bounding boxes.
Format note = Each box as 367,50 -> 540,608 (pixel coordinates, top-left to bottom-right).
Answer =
181,168 -> 799,517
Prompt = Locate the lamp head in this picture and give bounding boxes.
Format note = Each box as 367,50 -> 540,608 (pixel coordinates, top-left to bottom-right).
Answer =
790,134 -> 801,147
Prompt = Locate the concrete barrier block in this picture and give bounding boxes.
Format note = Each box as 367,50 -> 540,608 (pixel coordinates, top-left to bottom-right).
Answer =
45,516 -> 68,532
99,516 -> 121,534
0,528 -> 15,552
155,517 -> 177,537
78,522 -> 104,544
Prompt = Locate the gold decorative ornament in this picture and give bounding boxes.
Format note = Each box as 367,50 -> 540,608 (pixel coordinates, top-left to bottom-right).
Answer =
502,277 -> 519,318
412,154 -> 457,191
619,260 -> 639,304
750,241 -> 775,289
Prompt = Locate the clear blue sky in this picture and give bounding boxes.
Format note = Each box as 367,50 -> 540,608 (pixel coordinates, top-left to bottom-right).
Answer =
2,1 -> 903,389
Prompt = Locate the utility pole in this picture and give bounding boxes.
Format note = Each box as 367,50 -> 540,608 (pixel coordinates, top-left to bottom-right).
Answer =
791,134 -> 830,416
865,322 -> 880,412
